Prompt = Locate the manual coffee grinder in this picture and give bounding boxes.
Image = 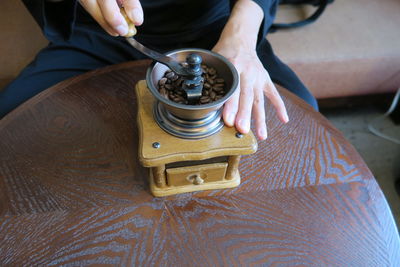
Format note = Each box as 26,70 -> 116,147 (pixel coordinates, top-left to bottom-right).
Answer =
135,48 -> 257,197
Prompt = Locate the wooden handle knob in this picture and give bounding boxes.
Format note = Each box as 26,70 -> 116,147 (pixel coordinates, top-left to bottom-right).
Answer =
120,8 -> 137,37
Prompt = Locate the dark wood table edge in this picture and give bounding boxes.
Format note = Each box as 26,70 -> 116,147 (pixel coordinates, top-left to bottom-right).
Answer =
0,60 -> 152,130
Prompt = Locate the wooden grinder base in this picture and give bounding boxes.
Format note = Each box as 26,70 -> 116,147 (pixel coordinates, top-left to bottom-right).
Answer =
136,80 -> 257,197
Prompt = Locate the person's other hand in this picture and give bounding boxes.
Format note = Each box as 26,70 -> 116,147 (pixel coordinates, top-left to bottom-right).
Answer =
79,0 -> 143,36
213,41 -> 289,141
212,0 -> 289,141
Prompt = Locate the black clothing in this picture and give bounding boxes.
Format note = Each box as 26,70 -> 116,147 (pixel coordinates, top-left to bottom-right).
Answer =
0,0 -> 317,117
23,0 -> 279,42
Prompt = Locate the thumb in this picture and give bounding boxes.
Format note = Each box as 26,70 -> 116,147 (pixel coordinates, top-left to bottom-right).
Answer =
123,0 -> 144,26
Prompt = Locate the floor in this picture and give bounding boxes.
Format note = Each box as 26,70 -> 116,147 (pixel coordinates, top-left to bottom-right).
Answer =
320,93 -> 400,229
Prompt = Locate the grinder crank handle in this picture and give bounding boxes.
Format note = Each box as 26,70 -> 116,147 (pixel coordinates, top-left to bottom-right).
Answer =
120,8 -> 204,102
125,38 -> 191,77
120,8 -> 191,77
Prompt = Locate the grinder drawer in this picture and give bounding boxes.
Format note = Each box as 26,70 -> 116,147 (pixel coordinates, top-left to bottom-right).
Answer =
166,163 -> 228,187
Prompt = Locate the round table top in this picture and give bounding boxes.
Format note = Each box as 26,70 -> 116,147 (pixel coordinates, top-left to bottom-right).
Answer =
1,60 -> 399,266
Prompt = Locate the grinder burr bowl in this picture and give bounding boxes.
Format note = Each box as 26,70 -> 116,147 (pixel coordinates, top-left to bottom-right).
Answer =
146,48 -> 239,139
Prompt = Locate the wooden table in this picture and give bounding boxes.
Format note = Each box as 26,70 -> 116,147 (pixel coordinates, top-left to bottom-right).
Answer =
1,60 -> 399,266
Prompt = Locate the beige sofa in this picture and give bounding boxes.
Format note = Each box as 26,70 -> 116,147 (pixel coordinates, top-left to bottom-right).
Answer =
1,0 -> 399,99
268,0 -> 400,98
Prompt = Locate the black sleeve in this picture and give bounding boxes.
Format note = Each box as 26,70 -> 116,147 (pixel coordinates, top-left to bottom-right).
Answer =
22,0 -> 78,41
252,0 -> 280,42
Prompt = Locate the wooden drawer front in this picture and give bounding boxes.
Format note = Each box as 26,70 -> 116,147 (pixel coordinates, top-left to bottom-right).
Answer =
166,163 -> 228,187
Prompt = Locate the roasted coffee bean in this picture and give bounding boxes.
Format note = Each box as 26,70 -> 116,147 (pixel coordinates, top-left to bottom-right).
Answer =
210,91 -> 216,100
204,82 -> 211,89
175,90 -> 184,96
159,87 -> 168,98
165,71 -> 174,79
159,77 -> 167,86
200,96 -> 211,104
171,74 -> 179,82
175,95 -> 185,102
215,78 -> 225,83
208,68 -> 216,75
164,84 -> 173,90
213,86 -> 224,93
175,78 -> 183,86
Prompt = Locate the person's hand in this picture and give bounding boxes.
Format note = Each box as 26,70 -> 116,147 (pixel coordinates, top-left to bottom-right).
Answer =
79,0 -> 143,36
212,0 -> 289,140
212,39 -> 289,141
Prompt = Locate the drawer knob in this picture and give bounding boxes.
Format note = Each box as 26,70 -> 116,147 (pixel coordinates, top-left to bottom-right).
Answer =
187,174 -> 204,185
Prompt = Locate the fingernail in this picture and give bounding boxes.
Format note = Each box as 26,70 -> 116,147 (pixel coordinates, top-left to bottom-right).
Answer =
115,24 -> 128,36
130,8 -> 143,25
238,119 -> 249,133
108,30 -> 119,37
284,113 -> 289,123
259,128 -> 267,140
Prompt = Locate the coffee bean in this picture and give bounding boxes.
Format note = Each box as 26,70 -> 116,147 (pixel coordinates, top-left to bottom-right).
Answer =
213,86 -> 224,93
171,74 -> 179,82
204,82 -> 211,89
166,72 -> 174,79
165,84 -> 173,90
175,95 -> 185,102
159,87 -> 168,98
200,96 -> 211,104
208,68 -> 216,75
175,90 -> 184,96
210,91 -> 216,100
159,77 -> 167,86
210,75 -> 217,80
175,78 -> 183,86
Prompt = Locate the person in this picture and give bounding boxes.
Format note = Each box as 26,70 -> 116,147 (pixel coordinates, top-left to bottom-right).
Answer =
0,0 -> 318,140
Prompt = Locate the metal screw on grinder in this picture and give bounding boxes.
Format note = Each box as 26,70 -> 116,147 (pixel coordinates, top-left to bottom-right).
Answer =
235,132 -> 243,138
152,142 -> 161,149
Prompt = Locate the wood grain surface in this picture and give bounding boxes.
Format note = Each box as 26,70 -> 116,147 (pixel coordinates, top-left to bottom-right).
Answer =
0,60 -> 399,266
